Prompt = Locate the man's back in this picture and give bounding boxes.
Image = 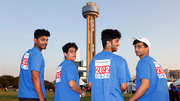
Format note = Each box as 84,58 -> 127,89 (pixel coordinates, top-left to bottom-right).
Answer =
136,55 -> 169,101
88,51 -> 131,101
18,47 -> 46,98
54,60 -> 80,101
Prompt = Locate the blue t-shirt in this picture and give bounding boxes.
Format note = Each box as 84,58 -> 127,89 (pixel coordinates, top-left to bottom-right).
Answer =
171,86 -> 180,94
18,47 -> 46,98
88,51 -> 131,101
54,60 -> 80,101
136,55 -> 169,101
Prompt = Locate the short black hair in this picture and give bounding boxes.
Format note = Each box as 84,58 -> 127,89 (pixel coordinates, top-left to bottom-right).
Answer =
170,83 -> 174,87
62,42 -> 78,53
101,29 -> 121,48
133,40 -> 148,48
34,29 -> 50,39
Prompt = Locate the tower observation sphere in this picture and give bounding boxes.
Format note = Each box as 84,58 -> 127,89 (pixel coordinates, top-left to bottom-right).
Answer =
82,2 -> 99,80
82,2 -> 99,18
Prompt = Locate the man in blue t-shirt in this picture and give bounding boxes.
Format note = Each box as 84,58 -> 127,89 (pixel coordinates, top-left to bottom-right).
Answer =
170,83 -> 180,101
88,29 -> 131,101
128,37 -> 169,101
18,29 -> 50,101
54,43 -> 86,101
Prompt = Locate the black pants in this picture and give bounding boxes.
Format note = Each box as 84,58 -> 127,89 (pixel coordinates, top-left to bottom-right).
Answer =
19,98 -> 46,101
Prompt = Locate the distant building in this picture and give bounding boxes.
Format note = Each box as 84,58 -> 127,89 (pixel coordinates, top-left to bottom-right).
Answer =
74,60 -> 87,81
74,49 -> 87,82
164,69 -> 180,81
75,49 -> 80,62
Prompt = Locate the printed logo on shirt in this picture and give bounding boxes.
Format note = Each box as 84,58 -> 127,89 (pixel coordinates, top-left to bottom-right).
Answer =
21,53 -> 30,70
56,66 -> 62,83
154,61 -> 166,79
95,59 -> 110,79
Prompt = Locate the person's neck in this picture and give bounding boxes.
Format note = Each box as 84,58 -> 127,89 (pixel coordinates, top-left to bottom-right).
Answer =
103,47 -> 112,53
139,54 -> 149,59
66,59 -> 74,63
34,45 -> 42,52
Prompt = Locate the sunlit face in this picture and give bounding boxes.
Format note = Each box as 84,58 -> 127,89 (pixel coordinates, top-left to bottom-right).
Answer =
111,38 -> 120,52
134,42 -> 149,59
34,36 -> 48,51
64,47 -> 76,62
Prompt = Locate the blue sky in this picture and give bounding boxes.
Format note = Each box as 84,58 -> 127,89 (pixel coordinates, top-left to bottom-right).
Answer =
0,0 -> 179,82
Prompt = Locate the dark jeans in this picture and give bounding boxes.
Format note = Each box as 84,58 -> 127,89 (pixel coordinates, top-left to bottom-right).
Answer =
19,98 -> 46,101
169,90 -> 175,101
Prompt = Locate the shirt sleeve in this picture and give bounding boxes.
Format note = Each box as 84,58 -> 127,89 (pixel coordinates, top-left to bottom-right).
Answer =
88,60 -> 93,82
119,59 -> 131,84
29,52 -> 42,72
65,64 -> 77,82
138,60 -> 151,80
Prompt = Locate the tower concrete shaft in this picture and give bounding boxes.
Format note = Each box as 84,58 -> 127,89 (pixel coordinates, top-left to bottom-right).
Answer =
87,15 -> 96,79
82,2 -> 99,80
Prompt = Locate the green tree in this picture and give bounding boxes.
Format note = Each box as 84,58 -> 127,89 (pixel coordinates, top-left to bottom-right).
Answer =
0,76 -> 10,88
12,77 -> 19,88
4,75 -> 15,85
0,75 -> 54,89
44,80 -> 54,89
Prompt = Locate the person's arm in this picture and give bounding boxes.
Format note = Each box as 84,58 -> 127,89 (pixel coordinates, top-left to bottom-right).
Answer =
69,80 -> 86,97
88,61 -> 92,89
118,60 -> 131,93
127,79 -> 149,101
31,71 -> 45,101
172,86 -> 178,93
88,82 -> 91,88
120,82 -> 127,93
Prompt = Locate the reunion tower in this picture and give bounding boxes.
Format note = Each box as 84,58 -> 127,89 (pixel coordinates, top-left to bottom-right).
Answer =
82,2 -> 99,79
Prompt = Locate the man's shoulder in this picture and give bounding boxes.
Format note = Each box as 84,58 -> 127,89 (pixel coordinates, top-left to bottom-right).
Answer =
21,48 -> 39,58
31,47 -> 41,53
29,47 -> 42,57
94,51 -> 125,59
139,55 -> 156,65
62,60 -> 76,69
112,54 -> 126,61
138,59 -> 149,67
91,53 -> 127,66
137,57 -> 155,69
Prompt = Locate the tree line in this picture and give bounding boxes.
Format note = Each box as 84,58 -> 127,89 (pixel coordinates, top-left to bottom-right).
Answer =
0,75 -> 54,89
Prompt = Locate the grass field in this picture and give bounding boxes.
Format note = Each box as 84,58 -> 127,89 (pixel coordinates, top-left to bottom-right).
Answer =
0,90 -> 132,101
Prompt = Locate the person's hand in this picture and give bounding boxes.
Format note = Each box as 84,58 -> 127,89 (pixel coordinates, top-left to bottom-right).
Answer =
126,98 -> 135,101
80,90 -> 86,97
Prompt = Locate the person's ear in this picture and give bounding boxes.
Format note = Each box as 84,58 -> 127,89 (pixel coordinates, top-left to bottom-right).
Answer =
34,38 -> 37,44
107,41 -> 111,47
64,52 -> 67,57
145,47 -> 149,52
